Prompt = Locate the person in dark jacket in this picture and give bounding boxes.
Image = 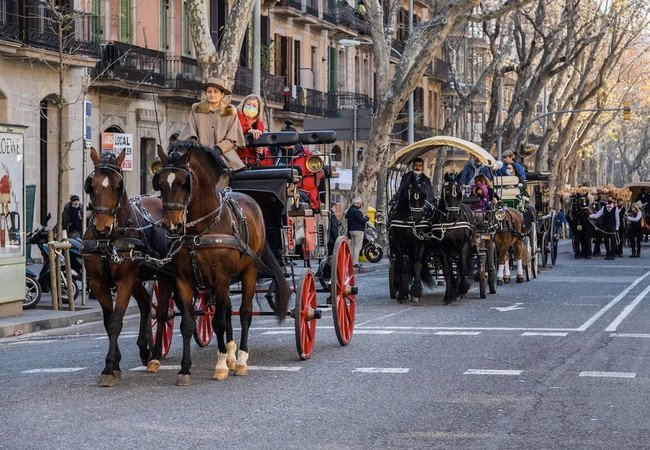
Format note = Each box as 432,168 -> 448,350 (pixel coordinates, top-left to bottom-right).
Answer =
616,199 -> 626,257
328,202 -> 341,256
62,194 -> 83,239
590,196 -> 619,260
627,202 -> 643,257
459,155 -> 493,186
495,149 -> 526,182
345,197 -> 369,269
395,157 -> 435,205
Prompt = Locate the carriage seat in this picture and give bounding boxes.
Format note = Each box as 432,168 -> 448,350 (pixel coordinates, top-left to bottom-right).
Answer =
230,167 -> 298,182
493,175 -> 521,200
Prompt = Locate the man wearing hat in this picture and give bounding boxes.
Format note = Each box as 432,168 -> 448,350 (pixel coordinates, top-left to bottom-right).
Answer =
496,150 -> 526,182
179,77 -> 246,172
62,194 -> 83,239
626,201 -> 644,257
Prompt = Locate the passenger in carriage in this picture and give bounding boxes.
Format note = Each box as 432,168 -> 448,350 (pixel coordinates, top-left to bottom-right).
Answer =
496,149 -> 526,182
236,94 -> 273,167
278,120 -> 323,212
459,155 -> 493,186
179,77 -> 246,172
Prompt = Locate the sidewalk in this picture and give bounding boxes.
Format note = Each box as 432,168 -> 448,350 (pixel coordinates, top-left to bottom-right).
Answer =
0,293 -> 139,338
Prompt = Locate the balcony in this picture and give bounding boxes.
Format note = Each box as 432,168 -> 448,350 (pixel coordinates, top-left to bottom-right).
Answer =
335,1 -> 370,35
334,91 -> 374,111
273,0 -> 303,18
430,57 -> 449,82
21,0 -> 99,57
166,56 -> 201,91
95,42 -> 166,87
305,0 -> 319,17
284,87 -> 339,117
233,66 -> 286,104
0,1 -> 20,42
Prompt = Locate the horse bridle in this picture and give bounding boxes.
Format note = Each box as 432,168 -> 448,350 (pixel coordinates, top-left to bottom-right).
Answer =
85,163 -> 125,222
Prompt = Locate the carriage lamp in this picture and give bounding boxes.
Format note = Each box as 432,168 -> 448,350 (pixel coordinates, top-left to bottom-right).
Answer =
495,209 -> 506,221
149,159 -> 163,175
306,155 -> 324,173
374,210 -> 385,225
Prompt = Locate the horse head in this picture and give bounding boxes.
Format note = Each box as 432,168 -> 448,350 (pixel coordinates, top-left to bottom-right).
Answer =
440,172 -> 462,220
406,174 -> 430,223
85,147 -> 126,236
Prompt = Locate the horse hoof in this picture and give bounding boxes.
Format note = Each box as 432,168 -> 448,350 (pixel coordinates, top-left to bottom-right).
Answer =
497,279 -> 503,286
409,297 -> 419,304
99,374 -> 116,387
113,370 -> 122,381
226,356 -> 236,371
212,368 -> 229,381
503,276 -> 511,284
146,360 -> 160,373
176,374 -> 192,386
234,364 -> 248,377
226,341 -> 237,370
516,276 -> 524,283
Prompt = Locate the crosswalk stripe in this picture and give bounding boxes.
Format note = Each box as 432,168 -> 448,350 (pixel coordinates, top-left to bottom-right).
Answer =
435,331 -> 481,336
353,367 -> 410,374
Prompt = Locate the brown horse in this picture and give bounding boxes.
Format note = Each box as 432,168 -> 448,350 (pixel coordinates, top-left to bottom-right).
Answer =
153,140 -> 290,386
493,208 -> 529,284
82,148 -> 175,387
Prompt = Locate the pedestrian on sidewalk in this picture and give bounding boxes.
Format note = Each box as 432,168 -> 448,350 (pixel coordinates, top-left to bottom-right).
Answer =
62,194 -> 83,239
345,196 -> 368,269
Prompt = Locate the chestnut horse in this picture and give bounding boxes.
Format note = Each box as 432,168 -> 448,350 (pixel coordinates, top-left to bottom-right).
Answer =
82,148 -> 175,387
493,208 -> 529,284
153,141 -> 290,385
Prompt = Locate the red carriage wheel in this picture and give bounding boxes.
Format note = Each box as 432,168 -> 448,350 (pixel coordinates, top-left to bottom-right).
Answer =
331,236 -> 356,346
294,269 -> 317,360
193,290 -> 215,347
150,281 -> 174,359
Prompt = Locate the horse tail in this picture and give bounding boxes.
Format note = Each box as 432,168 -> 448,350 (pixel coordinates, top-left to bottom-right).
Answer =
262,242 -> 290,323
420,261 -> 435,289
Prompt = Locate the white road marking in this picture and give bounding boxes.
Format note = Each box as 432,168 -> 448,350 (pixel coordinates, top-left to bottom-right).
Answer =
610,333 -> 650,339
261,330 -> 295,335
605,283 -> 650,332
435,331 -> 481,336
521,332 -> 568,337
579,371 -> 636,379
248,365 -> 301,372
130,365 -> 181,371
356,307 -> 413,327
358,326 -> 575,332
576,271 -> 650,331
491,303 -> 525,312
93,333 -> 139,340
354,330 -> 394,335
353,367 -> 410,374
464,369 -> 522,376
8,340 -> 58,345
22,367 -> 86,374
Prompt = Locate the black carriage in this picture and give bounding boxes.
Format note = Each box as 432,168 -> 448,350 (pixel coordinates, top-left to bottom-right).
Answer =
385,136 -> 500,301
526,171 -> 559,268
148,130 -> 357,361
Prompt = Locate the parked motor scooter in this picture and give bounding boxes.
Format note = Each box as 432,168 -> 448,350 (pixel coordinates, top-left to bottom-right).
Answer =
25,222 -> 81,306
361,222 -> 383,263
24,266 -> 42,309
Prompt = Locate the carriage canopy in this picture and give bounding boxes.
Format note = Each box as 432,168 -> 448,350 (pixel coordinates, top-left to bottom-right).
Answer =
623,182 -> 650,200
386,136 -> 497,169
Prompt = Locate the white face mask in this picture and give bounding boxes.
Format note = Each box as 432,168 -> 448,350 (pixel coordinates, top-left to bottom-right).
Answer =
413,170 -> 422,176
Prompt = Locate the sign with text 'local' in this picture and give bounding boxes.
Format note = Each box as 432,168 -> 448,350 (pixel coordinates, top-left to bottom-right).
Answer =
101,132 -> 133,171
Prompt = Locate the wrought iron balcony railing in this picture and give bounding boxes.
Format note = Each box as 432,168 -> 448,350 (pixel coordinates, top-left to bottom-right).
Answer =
0,0 -> 20,42
95,42 -> 165,86
165,56 -> 201,91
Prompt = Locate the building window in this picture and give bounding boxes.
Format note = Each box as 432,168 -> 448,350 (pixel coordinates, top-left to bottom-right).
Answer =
160,0 -> 168,50
120,0 -> 131,42
183,1 -> 191,55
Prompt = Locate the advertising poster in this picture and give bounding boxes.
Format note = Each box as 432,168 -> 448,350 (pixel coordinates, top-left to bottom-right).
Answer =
101,132 -> 133,171
0,131 -> 24,259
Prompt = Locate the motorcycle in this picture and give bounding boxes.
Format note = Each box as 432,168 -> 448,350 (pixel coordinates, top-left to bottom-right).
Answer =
24,221 -> 81,308
362,221 -> 383,263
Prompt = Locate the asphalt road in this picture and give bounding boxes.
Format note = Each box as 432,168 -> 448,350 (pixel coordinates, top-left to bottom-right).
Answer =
1,240 -> 649,449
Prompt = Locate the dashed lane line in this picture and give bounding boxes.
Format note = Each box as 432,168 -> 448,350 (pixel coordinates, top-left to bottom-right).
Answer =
353,367 -> 410,374
579,371 -> 636,379
521,332 -> 569,337
610,333 -> 650,339
435,331 -> 482,336
464,369 -> 523,376
248,366 -> 302,372
130,365 -> 181,371
605,283 -> 650,332
22,367 -> 86,374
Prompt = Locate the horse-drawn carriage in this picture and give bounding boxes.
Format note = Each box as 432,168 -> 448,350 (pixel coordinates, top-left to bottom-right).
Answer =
526,171 -> 559,267
81,130 -> 357,386
385,136 -> 500,304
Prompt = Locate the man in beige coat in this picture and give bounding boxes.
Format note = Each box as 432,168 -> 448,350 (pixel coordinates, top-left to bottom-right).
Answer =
179,77 -> 246,172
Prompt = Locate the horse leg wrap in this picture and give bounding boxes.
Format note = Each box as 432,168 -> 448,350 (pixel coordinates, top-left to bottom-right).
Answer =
226,340 -> 237,370
516,260 -> 523,276
234,350 -> 249,377
212,352 -> 229,381
497,264 -> 505,280
146,359 -> 161,373
504,263 -> 511,277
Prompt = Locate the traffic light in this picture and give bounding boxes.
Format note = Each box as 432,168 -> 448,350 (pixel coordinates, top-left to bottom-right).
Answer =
623,101 -> 631,121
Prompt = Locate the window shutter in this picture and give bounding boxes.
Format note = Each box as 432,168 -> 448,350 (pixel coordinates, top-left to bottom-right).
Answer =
120,0 -> 131,41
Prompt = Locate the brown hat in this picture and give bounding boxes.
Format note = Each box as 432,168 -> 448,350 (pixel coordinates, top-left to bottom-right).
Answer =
502,149 -> 514,158
201,77 -> 231,95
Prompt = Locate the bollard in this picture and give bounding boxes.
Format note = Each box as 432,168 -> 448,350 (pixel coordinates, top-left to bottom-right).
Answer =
61,230 -> 75,312
48,229 -> 59,310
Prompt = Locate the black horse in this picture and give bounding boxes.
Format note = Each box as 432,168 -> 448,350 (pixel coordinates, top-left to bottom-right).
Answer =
388,174 -> 434,304
565,193 -> 595,259
433,173 -> 477,304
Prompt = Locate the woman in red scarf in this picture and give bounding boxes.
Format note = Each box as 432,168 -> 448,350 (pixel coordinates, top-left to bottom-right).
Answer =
236,94 -> 272,167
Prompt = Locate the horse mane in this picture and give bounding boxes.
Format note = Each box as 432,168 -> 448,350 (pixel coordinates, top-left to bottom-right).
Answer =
168,140 -> 229,174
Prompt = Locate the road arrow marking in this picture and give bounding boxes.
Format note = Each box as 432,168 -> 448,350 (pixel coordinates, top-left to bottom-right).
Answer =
491,303 -> 525,312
